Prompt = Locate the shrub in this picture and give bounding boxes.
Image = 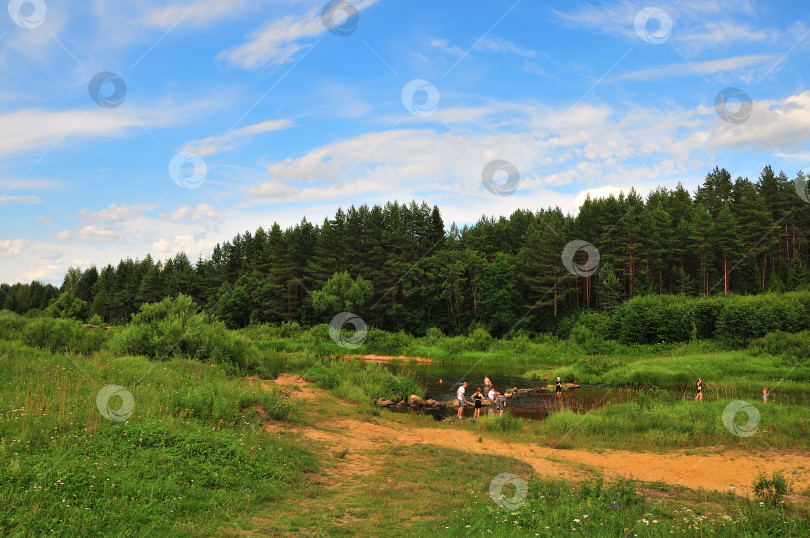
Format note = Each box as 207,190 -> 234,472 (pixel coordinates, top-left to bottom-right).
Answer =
108,295 -> 253,367
753,470 -> 793,506
21,316 -> 106,355
362,328 -> 412,356
750,330 -> 810,359
0,310 -> 27,341
716,293 -> 809,347
303,359 -> 422,402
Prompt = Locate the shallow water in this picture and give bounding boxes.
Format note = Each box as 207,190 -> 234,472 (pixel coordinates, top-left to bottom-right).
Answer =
259,355 -> 810,420
382,361 -> 635,419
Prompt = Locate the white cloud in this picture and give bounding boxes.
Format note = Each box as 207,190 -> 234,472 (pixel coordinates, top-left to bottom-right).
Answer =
709,91 -> 810,154
243,90 -> 810,212
0,239 -> 28,257
219,0 -> 381,69
474,36 -> 535,58
76,225 -> 128,243
78,203 -> 149,224
618,54 -> 776,80
430,38 -> 464,57
0,195 -> 40,204
180,118 -> 293,157
680,21 -> 775,49
152,234 -> 215,258
145,0 -> 251,28
0,98 -> 221,158
160,204 -> 219,223
553,0 -> 769,52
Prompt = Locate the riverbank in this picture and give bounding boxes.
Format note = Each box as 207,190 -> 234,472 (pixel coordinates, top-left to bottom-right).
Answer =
245,372 -> 810,536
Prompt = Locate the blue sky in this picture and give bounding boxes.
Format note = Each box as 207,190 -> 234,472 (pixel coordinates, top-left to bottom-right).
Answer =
1,0 -> 809,284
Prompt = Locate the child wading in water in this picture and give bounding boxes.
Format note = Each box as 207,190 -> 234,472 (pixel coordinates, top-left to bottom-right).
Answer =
472,388 -> 484,421
762,387 -> 771,404
695,378 -> 703,401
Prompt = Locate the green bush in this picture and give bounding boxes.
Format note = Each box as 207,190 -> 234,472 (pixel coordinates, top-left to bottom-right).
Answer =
750,330 -> 810,359
0,310 -> 27,341
617,295 -> 693,344
107,295 -> 253,367
716,293 -> 810,347
302,359 -> 422,402
753,470 -> 793,506
21,316 -> 106,355
362,328 -> 412,355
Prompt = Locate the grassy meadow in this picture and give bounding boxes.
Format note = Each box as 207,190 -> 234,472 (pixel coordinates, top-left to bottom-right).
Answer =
2,302 -> 809,536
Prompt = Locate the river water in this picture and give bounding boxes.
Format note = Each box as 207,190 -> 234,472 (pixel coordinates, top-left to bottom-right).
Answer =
260,355 -> 810,420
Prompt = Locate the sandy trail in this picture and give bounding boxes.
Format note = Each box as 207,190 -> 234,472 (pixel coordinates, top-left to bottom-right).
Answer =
262,374 -> 810,497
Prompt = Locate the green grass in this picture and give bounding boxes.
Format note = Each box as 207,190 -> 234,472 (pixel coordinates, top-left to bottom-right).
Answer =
445,473 -> 810,537
530,398 -> 810,451
298,357 -> 424,403
0,341 -> 316,536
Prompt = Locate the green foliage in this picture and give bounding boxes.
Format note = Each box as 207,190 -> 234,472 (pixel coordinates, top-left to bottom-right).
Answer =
0,309 -> 27,340
21,316 -> 106,355
753,470 -> 793,506
716,293 -> 809,346
107,295 -> 253,367
302,359 -> 422,403
750,330 -> 810,359
44,292 -> 90,321
311,270 -> 374,319
477,413 -> 524,432
612,292 -> 810,346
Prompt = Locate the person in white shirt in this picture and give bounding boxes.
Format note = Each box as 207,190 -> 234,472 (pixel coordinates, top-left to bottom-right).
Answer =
456,381 -> 468,419
487,388 -> 495,401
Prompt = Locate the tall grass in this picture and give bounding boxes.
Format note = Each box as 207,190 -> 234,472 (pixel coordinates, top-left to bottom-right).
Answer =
301,358 -> 423,403
0,341 -> 314,535
446,473 -> 810,536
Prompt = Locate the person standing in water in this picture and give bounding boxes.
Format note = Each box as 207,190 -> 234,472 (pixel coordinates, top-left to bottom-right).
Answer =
762,387 -> 770,404
456,382 -> 468,419
472,387 -> 484,420
555,377 -> 562,399
483,375 -> 491,394
695,378 -> 703,401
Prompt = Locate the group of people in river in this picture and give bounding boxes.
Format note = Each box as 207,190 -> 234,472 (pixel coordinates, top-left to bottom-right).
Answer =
455,375 -> 507,422
451,376 -> 773,423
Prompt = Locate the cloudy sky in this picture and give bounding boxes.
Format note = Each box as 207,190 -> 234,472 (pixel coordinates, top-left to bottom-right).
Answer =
1,0 -> 809,284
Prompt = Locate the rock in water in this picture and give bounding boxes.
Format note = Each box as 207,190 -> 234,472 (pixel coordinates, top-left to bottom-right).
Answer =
375,398 -> 394,407
407,394 -> 425,406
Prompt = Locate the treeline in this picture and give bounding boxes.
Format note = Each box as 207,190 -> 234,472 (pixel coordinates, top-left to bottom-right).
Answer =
2,165 -> 809,337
